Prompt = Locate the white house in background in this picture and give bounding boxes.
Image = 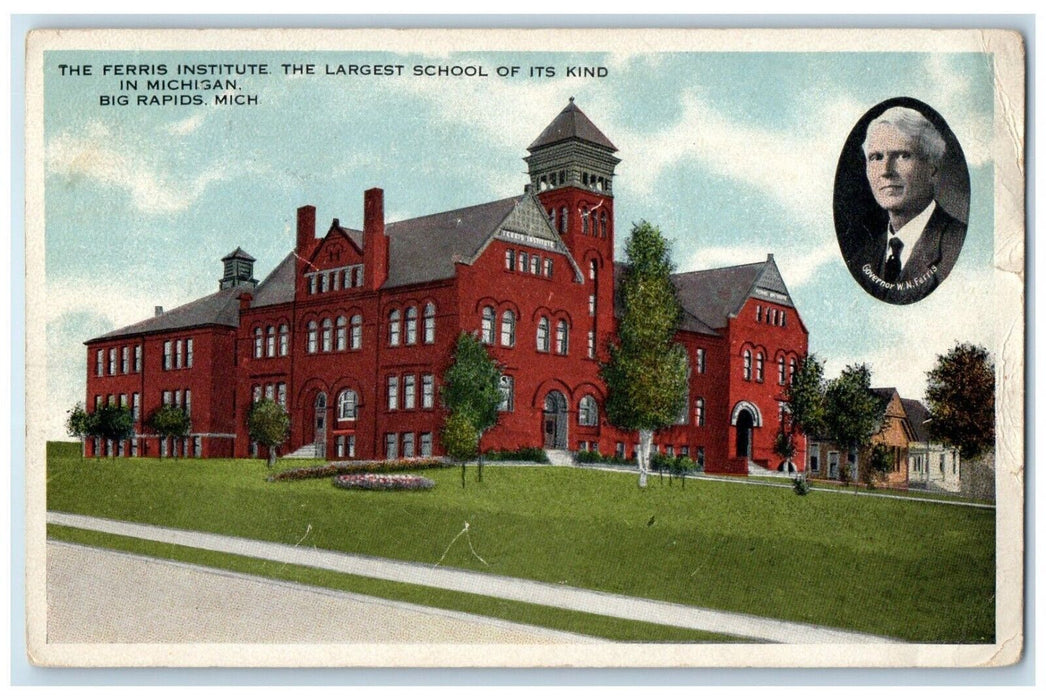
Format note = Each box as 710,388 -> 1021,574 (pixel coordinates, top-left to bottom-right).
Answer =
902,398 -> 962,493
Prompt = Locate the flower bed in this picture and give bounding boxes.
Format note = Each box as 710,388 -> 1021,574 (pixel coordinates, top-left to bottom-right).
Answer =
269,457 -> 445,482
332,473 -> 435,491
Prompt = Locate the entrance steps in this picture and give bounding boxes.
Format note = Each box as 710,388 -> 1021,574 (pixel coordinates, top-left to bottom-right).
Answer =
284,443 -> 319,460
544,449 -> 574,467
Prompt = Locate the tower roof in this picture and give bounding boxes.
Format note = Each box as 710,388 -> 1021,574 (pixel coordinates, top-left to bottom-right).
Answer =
221,246 -> 255,262
528,98 -> 617,152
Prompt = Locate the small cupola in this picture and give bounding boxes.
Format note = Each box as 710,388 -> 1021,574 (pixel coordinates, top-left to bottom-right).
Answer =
219,247 -> 258,290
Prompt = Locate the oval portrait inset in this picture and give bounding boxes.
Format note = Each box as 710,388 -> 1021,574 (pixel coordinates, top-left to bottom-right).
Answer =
833,97 -> 970,305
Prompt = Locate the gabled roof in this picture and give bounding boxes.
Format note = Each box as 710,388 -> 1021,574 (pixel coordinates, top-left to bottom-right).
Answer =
528,99 -> 617,152
383,195 -> 524,287
251,252 -> 296,308
87,284 -> 248,343
901,398 -> 933,443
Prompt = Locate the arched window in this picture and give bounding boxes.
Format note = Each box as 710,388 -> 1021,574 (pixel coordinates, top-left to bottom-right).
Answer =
755,352 -> 765,382
405,306 -> 418,345
388,309 -> 401,346
778,356 -> 787,385
743,349 -> 752,381
423,303 -> 436,343
266,326 -> 276,357
581,206 -> 590,235
253,327 -> 263,358
555,319 -> 569,355
306,321 -> 318,354
336,316 -> 347,351
278,324 -> 289,356
350,314 -> 362,350
600,211 -> 608,238
338,389 -> 358,421
579,395 -> 598,426
589,259 -> 597,281
789,356 -> 798,382
559,206 -> 568,234
321,318 -> 333,353
536,316 -> 550,352
481,306 -> 496,344
695,397 -> 705,427
501,310 -> 516,347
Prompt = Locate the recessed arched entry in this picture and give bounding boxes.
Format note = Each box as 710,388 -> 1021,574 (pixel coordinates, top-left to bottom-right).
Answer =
543,390 -> 568,450
314,392 -> 328,458
730,400 -> 762,460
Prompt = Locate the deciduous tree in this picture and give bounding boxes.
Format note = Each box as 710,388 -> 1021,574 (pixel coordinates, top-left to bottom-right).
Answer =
600,221 -> 689,488
442,332 -> 503,483
149,404 -> 192,460
247,398 -> 290,468
823,364 -> 883,483
65,402 -> 93,459
91,403 -> 135,459
925,342 -> 995,459
778,354 -> 827,483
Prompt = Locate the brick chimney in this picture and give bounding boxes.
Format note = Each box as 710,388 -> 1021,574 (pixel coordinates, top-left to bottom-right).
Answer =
297,205 -> 317,257
238,292 -> 253,311
363,188 -> 388,291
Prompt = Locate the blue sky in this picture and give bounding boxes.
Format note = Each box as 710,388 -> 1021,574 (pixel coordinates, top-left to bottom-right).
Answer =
42,48 -> 996,440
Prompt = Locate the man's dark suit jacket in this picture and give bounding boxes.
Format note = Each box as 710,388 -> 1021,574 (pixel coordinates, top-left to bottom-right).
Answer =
843,203 -> 967,305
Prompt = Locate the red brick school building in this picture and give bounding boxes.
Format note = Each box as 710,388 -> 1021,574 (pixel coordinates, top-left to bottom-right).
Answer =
84,100 -> 810,474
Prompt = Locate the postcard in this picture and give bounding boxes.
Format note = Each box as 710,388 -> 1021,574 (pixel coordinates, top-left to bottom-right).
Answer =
24,27 -> 1025,668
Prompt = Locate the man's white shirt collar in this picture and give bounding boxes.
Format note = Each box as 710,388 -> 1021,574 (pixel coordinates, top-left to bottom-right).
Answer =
885,200 -> 936,270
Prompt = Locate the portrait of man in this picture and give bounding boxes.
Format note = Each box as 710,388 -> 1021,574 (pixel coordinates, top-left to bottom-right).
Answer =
834,100 -> 969,305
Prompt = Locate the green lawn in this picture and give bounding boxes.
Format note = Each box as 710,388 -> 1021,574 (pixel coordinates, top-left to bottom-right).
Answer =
46,442 -> 995,642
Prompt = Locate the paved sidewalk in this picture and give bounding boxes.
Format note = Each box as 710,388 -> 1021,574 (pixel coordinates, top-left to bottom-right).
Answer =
49,511 -> 896,644
47,541 -> 593,644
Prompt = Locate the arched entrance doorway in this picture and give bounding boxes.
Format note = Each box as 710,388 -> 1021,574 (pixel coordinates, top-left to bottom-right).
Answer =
736,408 -> 754,458
543,391 -> 568,449
314,392 -> 327,458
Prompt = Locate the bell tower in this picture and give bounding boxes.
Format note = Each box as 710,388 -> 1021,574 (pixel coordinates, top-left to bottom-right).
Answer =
526,98 -> 620,359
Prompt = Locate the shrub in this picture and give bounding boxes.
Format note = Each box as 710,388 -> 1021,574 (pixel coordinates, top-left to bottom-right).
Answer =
482,447 -> 550,463
269,458 -> 445,482
793,475 -> 812,496
332,473 -> 436,491
575,450 -> 636,466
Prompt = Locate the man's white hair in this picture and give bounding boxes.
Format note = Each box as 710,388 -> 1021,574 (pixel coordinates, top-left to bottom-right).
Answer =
862,106 -> 946,168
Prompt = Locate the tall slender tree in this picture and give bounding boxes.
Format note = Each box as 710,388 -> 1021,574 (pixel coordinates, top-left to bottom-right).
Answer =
823,364 -> 883,483
441,332 -> 503,483
777,354 -> 827,478
600,221 -> 689,488
65,402 -> 93,460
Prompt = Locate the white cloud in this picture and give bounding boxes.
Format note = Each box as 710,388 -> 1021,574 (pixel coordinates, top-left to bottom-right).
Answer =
46,122 -> 228,214
920,54 -> 993,167
164,112 -> 207,136
822,264 -> 995,401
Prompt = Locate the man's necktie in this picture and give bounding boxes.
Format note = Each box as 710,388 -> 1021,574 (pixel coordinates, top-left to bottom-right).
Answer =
884,237 -> 903,283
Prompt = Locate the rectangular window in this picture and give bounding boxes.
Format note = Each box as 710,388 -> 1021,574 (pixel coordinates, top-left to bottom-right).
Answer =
498,375 -> 514,412
265,384 -> 274,400
588,294 -> 595,316
175,340 -> 183,369
422,374 -> 434,409
194,436 -> 202,458
420,432 -> 433,457
615,442 -> 625,458
160,438 -> 168,458
119,393 -> 127,408
695,398 -> 705,427
135,345 -> 142,372
402,433 -> 415,458
808,443 -> 820,473
108,348 -> 117,375
185,390 -> 192,417
121,346 -> 129,374
403,374 -> 416,410
132,393 -> 140,420
162,390 -> 172,406
518,251 -> 528,272
95,350 -> 104,376
587,330 -> 595,359
680,446 -> 689,457
95,395 -> 102,409
666,445 -> 674,457
174,389 -> 182,408
277,383 -> 287,408
530,256 -> 540,275
828,451 -> 840,479
384,433 -> 398,459
163,340 -> 172,370
252,385 -> 262,403
544,258 -> 553,277
697,447 -> 705,470
131,438 -> 139,457
756,305 -> 763,322
387,376 -> 399,410
505,249 -> 515,270
696,348 -> 705,374
185,338 -> 193,367
117,440 -> 125,457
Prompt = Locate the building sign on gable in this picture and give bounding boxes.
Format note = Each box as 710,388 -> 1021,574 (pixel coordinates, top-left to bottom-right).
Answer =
498,228 -> 558,251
